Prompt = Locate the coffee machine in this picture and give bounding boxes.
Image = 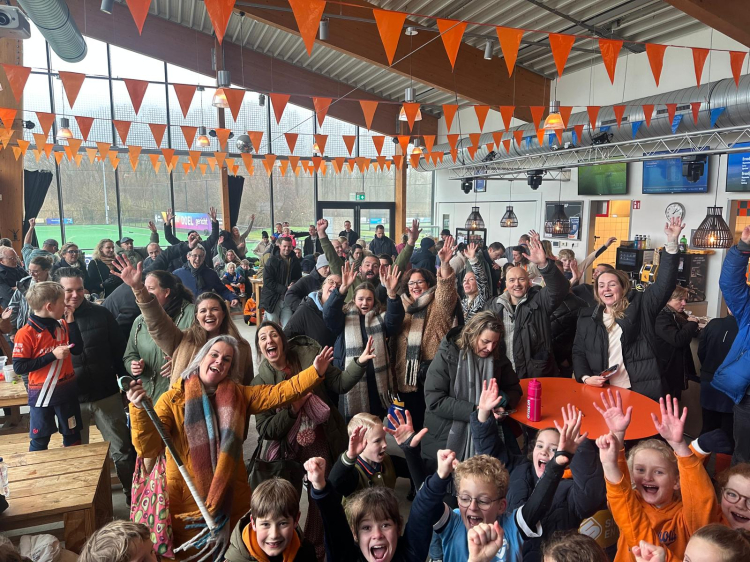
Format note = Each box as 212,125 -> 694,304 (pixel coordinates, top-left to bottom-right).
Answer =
616,246 -> 655,287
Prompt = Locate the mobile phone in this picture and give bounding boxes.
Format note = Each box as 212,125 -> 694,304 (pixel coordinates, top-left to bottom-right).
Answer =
494,408 -> 517,416
600,364 -> 619,378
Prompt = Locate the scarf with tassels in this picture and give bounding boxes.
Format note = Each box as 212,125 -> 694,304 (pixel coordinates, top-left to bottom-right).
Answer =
399,288 -> 435,392
343,307 -> 391,419
180,374 -> 244,521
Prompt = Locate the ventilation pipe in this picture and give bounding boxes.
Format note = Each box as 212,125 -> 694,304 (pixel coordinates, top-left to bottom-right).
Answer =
417,75 -> 750,171
16,0 -> 87,63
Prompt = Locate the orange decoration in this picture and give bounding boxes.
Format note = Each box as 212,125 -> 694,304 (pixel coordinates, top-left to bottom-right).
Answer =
288,155 -> 300,170
513,130 -> 523,147
172,84 -> 197,119
554,129 -> 563,145
64,145 -> 74,161
384,160 -> 392,171
199,164 -> 208,176
11,146 -> 21,160
284,132 -> 299,153
58,72 -> 86,108
182,162 -> 191,175
54,151 -> 65,165
548,34 -> 576,77
36,112 -> 55,136
128,145 -> 142,170
446,134 -> 459,152
67,138 -> 82,156
450,149 -> 458,162
96,142 -> 112,157
123,79 -> 149,115
645,43 -> 668,86
270,93 -> 290,124
188,150 -> 201,168
203,0 -> 237,44
86,148 -> 98,164
161,148 -> 175,170
313,97 -> 332,127
206,156 -> 217,172
342,135 -> 356,156
0,108 -> 16,128
376,155 -> 386,170
125,0 -> 152,34
181,125 -> 198,148
288,0 -> 327,55
499,106 -> 514,132
559,106 -> 573,128
466,146 -> 477,160
529,106 -> 545,130
598,39 -> 623,84
42,142 -> 53,159
642,104 -> 655,127
573,124 -> 584,143
223,89 -> 246,121
148,123 -> 167,147
356,157 -> 369,173
214,128 -> 232,150
492,132 -> 503,148
31,149 -> 41,162
666,103 -> 677,126
422,135 -> 435,153
248,131 -> 264,153
730,51 -> 747,87
436,19 -> 468,69
469,133 -> 481,149
397,135 -> 411,154
74,153 -> 83,167
359,100 -> 378,130
334,156 -> 346,173
241,153 -> 255,173
214,152 -> 227,168
110,156 -> 120,171
17,138 -> 30,156
402,103 -> 420,130
392,154 -> 403,170
1,64 -> 31,103
474,105 -> 490,132
312,156 -> 323,173
279,160 -> 289,177
613,105 -> 626,128
113,120 -> 132,144
496,27 -> 524,77
372,9 -> 407,66
346,159 -> 356,173
587,106 -> 600,130
409,154 -> 420,169
313,134 -> 328,155
536,129 -> 545,146
691,102 -> 701,124
692,48 -> 709,88
372,135 -> 385,155
73,116 -> 93,141
443,104 -> 458,131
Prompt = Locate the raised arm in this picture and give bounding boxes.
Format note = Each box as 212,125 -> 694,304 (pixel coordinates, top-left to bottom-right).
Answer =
24,218 -> 36,245
163,209 -> 181,245
642,218 -> 683,314
317,219 -> 344,276
240,214 -> 255,239
719,226 -> 750,322
393,219 -> 420,270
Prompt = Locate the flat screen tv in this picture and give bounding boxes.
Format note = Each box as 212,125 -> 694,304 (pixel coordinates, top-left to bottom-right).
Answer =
642,151 -> 708,194
578,163 -> 628,195
726,142 -> 750,192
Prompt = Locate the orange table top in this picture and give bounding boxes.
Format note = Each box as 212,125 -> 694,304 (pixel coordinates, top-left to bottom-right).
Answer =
508,378 -> 660,441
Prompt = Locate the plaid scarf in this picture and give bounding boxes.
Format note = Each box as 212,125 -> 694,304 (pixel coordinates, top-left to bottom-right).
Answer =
399,288 -> 435,392
181,374 -> 244,520
343,307 -> 391,418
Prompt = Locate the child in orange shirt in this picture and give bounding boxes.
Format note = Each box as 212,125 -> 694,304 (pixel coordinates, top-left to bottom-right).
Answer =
594,390 -> 718,562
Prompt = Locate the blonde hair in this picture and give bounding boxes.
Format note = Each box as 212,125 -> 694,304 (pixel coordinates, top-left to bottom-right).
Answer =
558,249 -> 575,261
347,412 -> 383,436
542,531 -> 609,562
595,269 -> 631,322
92,238 -> 115,261
454,454 -> 510,500
25,281 -> 64,312
345,487 -> 403,535
78,520 -> 150,562
457,311 -> 504,354
669,285 -> 689,302
251,478 -> 301,519
627,439 -> 679,486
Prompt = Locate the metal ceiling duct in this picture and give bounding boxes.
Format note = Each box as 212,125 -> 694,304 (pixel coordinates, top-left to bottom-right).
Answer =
16,0 -> 87,63
417,75 -> 750,171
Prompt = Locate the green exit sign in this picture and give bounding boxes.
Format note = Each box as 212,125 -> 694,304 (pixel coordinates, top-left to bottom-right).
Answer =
356,192 -> 366,201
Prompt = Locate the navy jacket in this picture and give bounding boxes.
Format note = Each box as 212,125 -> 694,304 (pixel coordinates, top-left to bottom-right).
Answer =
174,264 -> 236,302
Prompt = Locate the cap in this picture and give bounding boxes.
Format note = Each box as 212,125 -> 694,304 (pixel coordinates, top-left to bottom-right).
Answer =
120,237 -> 134,244
262,231 -> 269,238
42,239 -> 58,247
420,237 -> 436,250
316,255 -> 329,270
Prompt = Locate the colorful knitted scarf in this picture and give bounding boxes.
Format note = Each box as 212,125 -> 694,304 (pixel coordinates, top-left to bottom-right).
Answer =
399,288 -> 435,392
181,374 -> 244,520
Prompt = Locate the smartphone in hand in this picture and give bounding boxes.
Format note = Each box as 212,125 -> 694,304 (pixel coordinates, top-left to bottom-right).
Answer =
600,364 -> 619,379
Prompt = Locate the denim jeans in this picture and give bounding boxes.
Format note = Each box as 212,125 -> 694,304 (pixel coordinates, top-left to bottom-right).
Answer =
265,299 -> 293,327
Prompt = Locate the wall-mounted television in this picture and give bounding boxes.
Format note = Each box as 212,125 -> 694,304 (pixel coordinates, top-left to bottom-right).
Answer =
726,142 -> 750,192
578,163 -> 628,195
642,151 -> 708,194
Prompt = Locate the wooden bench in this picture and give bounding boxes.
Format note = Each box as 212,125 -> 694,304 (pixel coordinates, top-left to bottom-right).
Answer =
0,382 -> 27,430
0,442 -> 113,553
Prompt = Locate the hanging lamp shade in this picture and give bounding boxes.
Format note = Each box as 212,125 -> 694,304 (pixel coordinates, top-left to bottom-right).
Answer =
196,126 -> 210,148
500,206 -> 518,228
57,117 -> 73,140
544,204 -> 570,235
543,100 -> 565,131
465,207 -> 485,230
691,206 -> 733,249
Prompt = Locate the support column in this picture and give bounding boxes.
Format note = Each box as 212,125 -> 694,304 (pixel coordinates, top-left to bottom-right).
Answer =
394,125 -> 408,240
0,38 -> 24,254
215,38 -> 231,232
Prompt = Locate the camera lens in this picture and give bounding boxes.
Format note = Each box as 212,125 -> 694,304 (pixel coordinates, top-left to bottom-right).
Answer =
0,13 -> 11,26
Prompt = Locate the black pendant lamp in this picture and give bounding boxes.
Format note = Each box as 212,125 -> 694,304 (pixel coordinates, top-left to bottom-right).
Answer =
465,207 -> 485,230
544,180 -> 570,235
501,180 -> 517,227
691,163 -> 733,249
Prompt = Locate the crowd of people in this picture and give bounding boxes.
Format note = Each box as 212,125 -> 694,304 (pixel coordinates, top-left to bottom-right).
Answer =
1,212 -> 750,562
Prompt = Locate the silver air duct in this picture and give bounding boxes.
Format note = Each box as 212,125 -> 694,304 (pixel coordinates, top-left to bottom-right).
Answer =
16,0 -> 87,63
418,75 -> 750,171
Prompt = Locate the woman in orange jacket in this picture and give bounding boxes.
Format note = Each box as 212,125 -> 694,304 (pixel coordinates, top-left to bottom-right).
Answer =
125,334 -> 331,559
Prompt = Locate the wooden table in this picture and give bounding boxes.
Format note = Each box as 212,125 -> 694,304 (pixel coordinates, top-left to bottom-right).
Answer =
0,442 -> 113,552
250,277 -> 264,318
0,381 -> 27,430
508,378 -> 661,440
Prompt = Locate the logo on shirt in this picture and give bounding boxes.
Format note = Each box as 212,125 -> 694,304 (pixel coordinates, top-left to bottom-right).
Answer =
657,530 -> 676,545
13,342 -> 23,353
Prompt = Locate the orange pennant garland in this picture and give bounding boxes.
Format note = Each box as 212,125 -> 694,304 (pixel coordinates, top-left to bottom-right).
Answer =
74,153 -> 83,167
474,105 -> 490,132
642,104 -> 654,127
496,27 -> 524,77
313,97 -> 332,127
125,0 -> 153,34
392,154 -> 403,170
730,51 -> 747,87
691,102 -> 701,125
466,146 -> 477,160
149,123 -> 166,147
123,79 -> 149,115
492,132 -> 503,149
161,148 -> 175,171
241,153 -> 255,173
548,34 -> 576,77
188,150 -> 201,168
313,134 -> 327,155
172,84 -> 197,118
36,112 -> 55,136
342,135 -> 356,156
598,39 -> 623,84
555,129 -> 563,145
443,104 -> 458,131
529,106 -> 545,130
113,120 -> 132,144
128,145 -> 142,170
0,108 -> 16,128
279,159 -> 289,176
288,0 -> 327,55
214,152 -> 227,168
11,146 -> 21,160
573,124 -> 584,143
372,135 -> 385,155
645,43 -> 668,86
206,156 -> 217,172
223,89 -> 246,121
214,128 -> 231,150
513,130 -> 523,147
402,103 -> 420,130
74,116 -> 94,141
270,93 -> 290,124
559,106 -> 573,128
666,103 -> 677,126
96,142 -> 112,157
180,125 -> 198,148
248,131 -> 264,153
397,135 -> 411,154
613,105 -> 626,127
587,106 -> 600,130
66,138 -> 82,156
499,106 -> 514,132
422,135 -> 435,153
1,64 -> 31,103
536,129 -> 545,146
435,19 -> 467,69
263,154 -> 277,176
199,163 -> 208,176
54,151 -> 65,165
86,148 -> 98,164
469,133 -> 481,149
203,0 -> 237,44
409,154 -> 420,169
17,138 -> 29,156
692,48 -> 709,88
372,9 -> 407,65
359,100 -> 378,130
58,72 -> 86,108
284,133 -> 299,153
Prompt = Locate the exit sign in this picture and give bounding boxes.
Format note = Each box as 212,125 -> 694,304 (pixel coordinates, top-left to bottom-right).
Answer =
356,192 -> 366,201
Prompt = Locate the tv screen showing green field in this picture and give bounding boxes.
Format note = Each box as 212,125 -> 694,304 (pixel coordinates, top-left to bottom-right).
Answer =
578,163 -> 628,195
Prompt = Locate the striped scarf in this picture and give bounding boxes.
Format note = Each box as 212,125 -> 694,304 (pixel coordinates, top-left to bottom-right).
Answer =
181,374 -> 244,520
343,307 -> 391,418
399,289 -> 435,392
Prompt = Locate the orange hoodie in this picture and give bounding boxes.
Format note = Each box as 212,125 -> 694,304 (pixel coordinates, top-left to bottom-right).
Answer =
242,523 -> 301,562
606,448 -> 718,562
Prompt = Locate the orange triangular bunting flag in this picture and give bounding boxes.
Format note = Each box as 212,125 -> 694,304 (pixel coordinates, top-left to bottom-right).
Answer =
313,134 -> 328,155
204,0 -> 237,44
496,27 -> 524,77
345,159 -> 355,173
12,146 -> 21,160
474,105 -> 490,132
214,151 -> 227,168
372,9 -> 407,65
334,156 -> 346,173
172,84 -> 197,118
270,93 -> 290,124
113,120 -> 132,144
536,129 -> 545,146
36,112 -> 55,136
319,162 -> 327,176
587,106 -> 600,130
108,150 -> 119,164
225,158 -> 235,171
288,155 -> 300,170
70,116 -> 91,142
392,154 -> 403,170
181,125 -> 198,148
161,148 -> 175,170
313,97 -> 332,127
499,106 -> 514,132
1,64 -> 31,103
645,43 -> 668,86
128,145 -> 142,170
598,39 -> 623,84
730,51 -> 747,87
409,154 -> 421,169
74,153 -> 83,167
423,135 -> 435,153
182,162 -> 191,175
502,139 -> 511,153
642,104 -> 654,127
692,48 -> 709,88
58,72 -> 86,108
485,143 -> 495,153
125,0 -> 152,34
284,132 -> 298,153
397,135 -> 411,155
64,145 -> 74,162
691,102 -> 701,124
54,151 -> 65,165
613,105 -> 626,127
263,154 -> 277,176
469,133 -> 481,149
96,142 -> 111,157
513,130 -> 523,147
42,142 -> 53,158
188,150 -> 201,168
231,163 -> 239,176
443,104 -> 458,131
223,89 -> 246,121
559,106 -> 573,128
573,124 -> 584,143
32,149 -> 42,162
148,123 -> 166,147
199,163 -> 208,176
123,79 -> 149,115
356,156 -> 369,173
450,149 -> 457,163
402,103 -> 420,131
385,160 -> 392,171
530,106 -> 545,130
555,129 -> 563,145
248,131 -> 264,153
0,108 -> 16,128
288,0 -> 326,55
372,135 -> 385,155
376,155 -> 386,169
240,153 -> 254,173
149,154 -> 161,173
549,34 -> 576,77
446,134 -> 459,152
359,100 -> 378,130
86,147 -> 98,164
214,128 -> 231,150
436,19 -> 467,69
206,156 -> 217,172
170,155 -> 180,172
312,156 -> 323,172
66,138 -> 82,155
279,159 -> 289,177
666,103 -> 677,127
17,138 -> 29,156
492,132 -> 503,149
466,146 -> 477,160
342,135 -> 356,156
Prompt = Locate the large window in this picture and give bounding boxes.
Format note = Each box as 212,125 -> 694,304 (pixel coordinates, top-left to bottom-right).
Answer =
407,168 -> 434,233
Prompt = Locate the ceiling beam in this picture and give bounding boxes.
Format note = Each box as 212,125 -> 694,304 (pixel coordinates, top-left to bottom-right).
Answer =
64,0 -> 436,136
663,0 -> 750,48
237,0 -> 549,122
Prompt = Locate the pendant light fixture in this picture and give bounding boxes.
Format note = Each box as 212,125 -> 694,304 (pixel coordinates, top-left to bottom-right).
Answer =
465,207 -> 485,230
545,179 -> 570,235
56,77 -> 72,140
196,86 -> 210,147
691,160 -> 733,248
399,86 -> 422,122
405,26 -> 418,36
483,40 -> 493,60
543,79 -> 564,131
212,70 -> 231,109
501,181 -> 518,227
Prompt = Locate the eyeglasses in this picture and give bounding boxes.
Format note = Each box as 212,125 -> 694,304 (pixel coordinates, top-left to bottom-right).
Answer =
407,280 -> 427,287
723,488 -> 750,510
0,254 -> 17,261
66,249 -> 79,255
455,494 -> 501,511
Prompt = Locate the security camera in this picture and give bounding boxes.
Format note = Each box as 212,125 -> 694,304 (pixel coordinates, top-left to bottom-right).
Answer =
0,7 -> 31,40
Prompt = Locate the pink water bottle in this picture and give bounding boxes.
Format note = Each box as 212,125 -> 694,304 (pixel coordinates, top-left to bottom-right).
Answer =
527,379 -> 542,422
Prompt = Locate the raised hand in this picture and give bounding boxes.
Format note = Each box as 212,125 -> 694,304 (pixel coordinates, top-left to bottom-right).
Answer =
316,219 -> 329,238
466,242 -> 478,260
166,208 -> 175,224
596,433 -> 620,466
651,395 -> 690,456
111,254 -> 144,289
304,457 -> 327,491
593,389 -> 632,441
358,336 -> 376,364
436,449 -> 458,480
208,206 -> 217,222
438,236 -> 455,263
553,404 -> 588,465
385,409 -> 428,447
148,220 -> 157,233
605,236 -> 617,247
664,216 -> 685,242
125,378 -> 148,409
1,306 -> 12,320
477,379 -> 503,422
382,264 -> 401,295
523,235 -> 548,266
631,541 -> 666,562
407,219 -> 422,246
468,521 -> 505,562
250,213 -> 256,222
28,217 -> 36,228
528,229 -> 541,242
312,346 -> 333,376
347,425 -> 368,459
742,225 -> 750,245
340,261 -> 358,294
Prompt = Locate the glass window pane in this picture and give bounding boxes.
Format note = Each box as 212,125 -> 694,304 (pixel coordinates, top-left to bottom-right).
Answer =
49,36 -> 109,74
166,64 -> 216,87
271,103 -> 313,157
318,116 -> 355,158
238,174 -> 272,251
23,74 -> 53,143
359,130 -> 396,158
318,171 -> 362,202
24,23 -> 49,68
119,155 -> 172,241
362,167 -> 395,202
173,164 -> 223,216
23,151 -> 62,247
407,168 -> 434,234
110,45 -> 165,82
272,170 -> 314,230
47,75 -> 112,146
111,79 -> 167,147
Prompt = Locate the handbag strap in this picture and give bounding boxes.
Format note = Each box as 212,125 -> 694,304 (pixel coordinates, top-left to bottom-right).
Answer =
248,420 -> 295,469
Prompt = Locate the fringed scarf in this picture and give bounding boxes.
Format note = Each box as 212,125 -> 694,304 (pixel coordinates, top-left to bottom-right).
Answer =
180,374 -> 244,520
399,288 -> 435,392
343,307 -> 390,419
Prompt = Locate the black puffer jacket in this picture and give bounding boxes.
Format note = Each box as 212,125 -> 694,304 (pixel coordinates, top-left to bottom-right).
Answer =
260,251 -> 301,312
284,269 -> 324,312
284,294 -> 336,348
550,291 -> 587,372
654,306 -> 699,399
103,282 -> 141,342
0,264 -> 26,308
86,259 -> 122,296
71,299 -> 127,403
572,249 -> 679,401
